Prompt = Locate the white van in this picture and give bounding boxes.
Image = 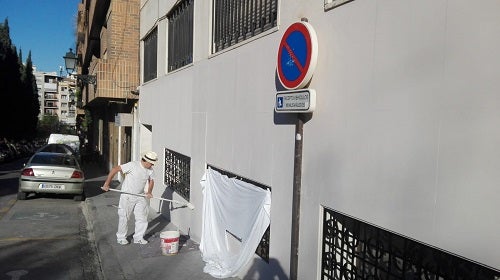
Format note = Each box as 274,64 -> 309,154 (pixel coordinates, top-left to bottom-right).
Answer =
47,134 -> 80,154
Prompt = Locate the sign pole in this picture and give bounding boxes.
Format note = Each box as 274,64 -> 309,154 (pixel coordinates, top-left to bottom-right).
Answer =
276,19 -> 317,279
290,114 -> 304,280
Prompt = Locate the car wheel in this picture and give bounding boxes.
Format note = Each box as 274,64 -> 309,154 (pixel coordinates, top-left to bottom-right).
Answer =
17,191 -> 27,200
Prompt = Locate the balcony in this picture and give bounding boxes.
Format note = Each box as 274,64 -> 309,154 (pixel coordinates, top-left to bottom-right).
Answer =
44,102 -> 58,109
45,94 -> 58,100
44,110 -> 58,116
44,83 -> 57,91
85,58 -> 139,104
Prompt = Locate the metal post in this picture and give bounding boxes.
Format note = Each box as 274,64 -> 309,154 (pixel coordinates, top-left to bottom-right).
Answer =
290,115 -> 304,280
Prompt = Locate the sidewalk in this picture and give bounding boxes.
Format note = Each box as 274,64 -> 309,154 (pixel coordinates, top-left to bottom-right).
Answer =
82,161 -> 237,280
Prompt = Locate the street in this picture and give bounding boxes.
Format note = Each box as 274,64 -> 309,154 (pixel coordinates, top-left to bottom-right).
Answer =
0,158 -> 103,280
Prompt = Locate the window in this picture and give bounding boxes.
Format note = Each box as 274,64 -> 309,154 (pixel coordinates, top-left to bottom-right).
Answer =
164,148 -> 191,201
208,165 -> 271,262
143,27 -> 158,82
167,0 -> 194,72
212,0 -> 278,53
321,207 -> 500,279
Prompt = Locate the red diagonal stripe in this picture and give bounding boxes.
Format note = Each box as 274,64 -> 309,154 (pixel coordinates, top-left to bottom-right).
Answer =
284,43 -> 304,72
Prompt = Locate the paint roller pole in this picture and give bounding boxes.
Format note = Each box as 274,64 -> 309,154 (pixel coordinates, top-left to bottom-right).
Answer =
290,115 -> 303,280
103,188 -> 195,210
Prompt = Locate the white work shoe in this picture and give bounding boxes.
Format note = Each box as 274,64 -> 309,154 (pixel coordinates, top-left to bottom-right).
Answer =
117,239 -> 129,245
134,239 -> 148,245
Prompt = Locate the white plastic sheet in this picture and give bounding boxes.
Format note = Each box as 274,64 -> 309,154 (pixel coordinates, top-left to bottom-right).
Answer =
200,168 -> 271,278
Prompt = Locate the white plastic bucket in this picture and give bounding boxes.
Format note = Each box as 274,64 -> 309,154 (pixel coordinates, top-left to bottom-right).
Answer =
160,231 -> 180,255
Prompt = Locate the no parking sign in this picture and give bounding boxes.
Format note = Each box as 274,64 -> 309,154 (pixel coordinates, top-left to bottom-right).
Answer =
277,22 -> 318,90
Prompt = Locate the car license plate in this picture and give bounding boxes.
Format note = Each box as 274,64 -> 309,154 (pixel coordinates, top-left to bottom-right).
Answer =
39,184 -> 65,190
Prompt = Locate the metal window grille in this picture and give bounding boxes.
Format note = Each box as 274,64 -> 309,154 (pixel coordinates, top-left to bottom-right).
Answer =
167,0 -> 194,72
208,165 -> 271,262
164,148 -> 191,201
143,28 -> 158,82
321,207 -> 500,279
212,0 -> 278,53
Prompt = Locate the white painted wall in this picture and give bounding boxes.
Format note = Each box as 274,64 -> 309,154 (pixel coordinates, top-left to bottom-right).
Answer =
140,0 -> 500,278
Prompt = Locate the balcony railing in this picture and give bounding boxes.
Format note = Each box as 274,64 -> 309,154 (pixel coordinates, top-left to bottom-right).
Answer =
44,102 -> 58,108
44,94 -> 58,100
44,83 -> 57,91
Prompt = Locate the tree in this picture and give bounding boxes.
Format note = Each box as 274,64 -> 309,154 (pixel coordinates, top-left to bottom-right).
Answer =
20,51 -> 40,139
0,18 -> 39,140
37,115 -> 59,138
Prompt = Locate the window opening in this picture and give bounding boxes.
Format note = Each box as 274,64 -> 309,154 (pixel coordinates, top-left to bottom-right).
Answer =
164,148 -> 191,201
143,28 -> 158,82
321,207 -> 500,279
212,0 -> 278,53
208,164 -> 271,262
167,0 -> 194,72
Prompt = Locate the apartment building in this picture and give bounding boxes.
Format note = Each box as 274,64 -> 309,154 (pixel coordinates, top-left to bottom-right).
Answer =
57,78 -> 77,128
76,0 -> 140,169
139,0 -> 500,279
33,70 -> 59,118
33,69 -> 78,131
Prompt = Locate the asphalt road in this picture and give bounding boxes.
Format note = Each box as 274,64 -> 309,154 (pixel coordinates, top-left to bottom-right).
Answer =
0,158 -> 103,280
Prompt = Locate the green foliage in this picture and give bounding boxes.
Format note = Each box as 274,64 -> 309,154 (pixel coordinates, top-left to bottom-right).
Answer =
37,114 -> 77,138
37,115 -> 59,138
82,109 -> 92,132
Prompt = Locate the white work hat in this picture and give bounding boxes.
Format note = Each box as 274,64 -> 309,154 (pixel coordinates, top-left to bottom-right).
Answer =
142,151 -> 158,164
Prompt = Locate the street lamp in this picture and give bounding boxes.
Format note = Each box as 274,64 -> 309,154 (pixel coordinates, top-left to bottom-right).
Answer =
63,48 -> 97,85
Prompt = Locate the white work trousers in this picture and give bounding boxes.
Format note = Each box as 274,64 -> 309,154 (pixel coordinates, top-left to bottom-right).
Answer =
116,194 -> 149,241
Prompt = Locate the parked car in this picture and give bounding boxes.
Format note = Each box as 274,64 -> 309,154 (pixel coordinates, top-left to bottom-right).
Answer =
18,152 -> 85,201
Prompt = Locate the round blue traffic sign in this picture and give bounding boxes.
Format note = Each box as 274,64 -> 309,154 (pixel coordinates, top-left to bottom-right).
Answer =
277,22 -> 318,90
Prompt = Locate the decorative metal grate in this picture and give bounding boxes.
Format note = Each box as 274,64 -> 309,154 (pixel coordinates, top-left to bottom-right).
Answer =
255,225 -> 270,263
208,165 -> 271,262
321,207 -> 500,279
164,148 -> 191,201
167,0 -> 194,72
212,0 -> 278,53
143,27 -> 157,82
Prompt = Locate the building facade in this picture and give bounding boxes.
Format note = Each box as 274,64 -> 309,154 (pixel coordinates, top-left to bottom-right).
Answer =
57,78 -> 77,128
33,69 -> 78,132
76,0 -> 140,169
138,0 -> 500,279
33,70 -> 58,118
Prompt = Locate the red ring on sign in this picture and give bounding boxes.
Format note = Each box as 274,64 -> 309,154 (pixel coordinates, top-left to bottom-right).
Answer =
277,22 -> 318,90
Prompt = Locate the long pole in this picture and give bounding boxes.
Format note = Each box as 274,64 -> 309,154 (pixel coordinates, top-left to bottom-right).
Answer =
290,115 -> 304,280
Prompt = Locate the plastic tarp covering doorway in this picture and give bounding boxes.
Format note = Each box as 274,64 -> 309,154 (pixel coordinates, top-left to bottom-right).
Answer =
200,167 -> 271,278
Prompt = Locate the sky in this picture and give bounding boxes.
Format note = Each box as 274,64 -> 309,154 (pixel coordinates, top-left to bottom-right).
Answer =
0,0 -> 80,74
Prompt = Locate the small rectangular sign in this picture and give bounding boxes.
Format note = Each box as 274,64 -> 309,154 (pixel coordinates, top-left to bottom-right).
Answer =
115,113 -> 133,127
275,89 -> 316,113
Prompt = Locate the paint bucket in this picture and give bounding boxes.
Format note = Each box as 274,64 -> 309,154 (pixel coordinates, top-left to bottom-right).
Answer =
160,231 -> 180,255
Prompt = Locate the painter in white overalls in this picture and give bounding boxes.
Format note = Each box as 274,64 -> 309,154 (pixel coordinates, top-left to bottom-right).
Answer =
102,151 -> 157,245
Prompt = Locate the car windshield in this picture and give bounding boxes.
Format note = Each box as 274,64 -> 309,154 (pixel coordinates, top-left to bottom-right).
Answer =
31,154 -> 77,167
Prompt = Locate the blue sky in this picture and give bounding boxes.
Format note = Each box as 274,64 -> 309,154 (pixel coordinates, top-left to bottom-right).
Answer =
0,0 -> 80,73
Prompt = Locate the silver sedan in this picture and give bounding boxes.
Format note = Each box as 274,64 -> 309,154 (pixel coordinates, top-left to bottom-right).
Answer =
18,152 -> 85,201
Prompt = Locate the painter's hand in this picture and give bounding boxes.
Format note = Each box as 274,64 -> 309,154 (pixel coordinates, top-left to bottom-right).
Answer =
145,192 -> 153,199
101,184 -> 110,192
